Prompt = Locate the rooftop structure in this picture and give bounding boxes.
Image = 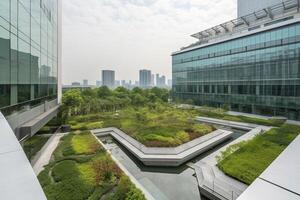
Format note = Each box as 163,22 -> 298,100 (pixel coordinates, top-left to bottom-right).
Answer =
179,0 -> 300,52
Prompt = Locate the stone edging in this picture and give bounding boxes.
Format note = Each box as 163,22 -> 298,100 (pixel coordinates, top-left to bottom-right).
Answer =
91,128 -> 233,166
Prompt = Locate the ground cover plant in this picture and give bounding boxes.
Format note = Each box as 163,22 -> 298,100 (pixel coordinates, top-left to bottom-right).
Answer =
23,135 -> 50,161
38,131 -> 146,200
184,106 -> 286,127
68,105 -> 216,147
217,124 -> 300,185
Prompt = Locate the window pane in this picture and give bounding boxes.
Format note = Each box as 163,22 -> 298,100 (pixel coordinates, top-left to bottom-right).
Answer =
0,27 -> 10,84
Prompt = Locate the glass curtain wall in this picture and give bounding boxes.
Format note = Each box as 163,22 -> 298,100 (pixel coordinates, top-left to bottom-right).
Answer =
0,0 -> 58,113
172,23 -> 300,119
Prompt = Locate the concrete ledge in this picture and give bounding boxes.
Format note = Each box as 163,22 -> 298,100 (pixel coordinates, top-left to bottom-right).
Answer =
92,128 -> 233,166
19,105 -> 59,137
196,117 -> 262,131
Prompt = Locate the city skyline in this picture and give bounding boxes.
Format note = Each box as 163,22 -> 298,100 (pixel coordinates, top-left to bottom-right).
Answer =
62,0 -> 236,85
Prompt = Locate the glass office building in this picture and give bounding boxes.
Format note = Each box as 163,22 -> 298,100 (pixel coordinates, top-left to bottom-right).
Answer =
0,0 -> 61,139
172,0 -> 300,120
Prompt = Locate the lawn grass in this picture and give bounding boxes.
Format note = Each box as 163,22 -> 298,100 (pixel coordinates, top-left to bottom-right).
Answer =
38,131 -> 146,200
217,124 -> 300,185
23,135 -> 50,160
68,105 -> 216,147
71,132 -> 101,155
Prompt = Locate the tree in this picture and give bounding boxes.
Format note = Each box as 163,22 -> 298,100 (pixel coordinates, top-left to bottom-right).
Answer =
97,86 -> 111,98
131,93 -> 146,106
62,90 -> 83,117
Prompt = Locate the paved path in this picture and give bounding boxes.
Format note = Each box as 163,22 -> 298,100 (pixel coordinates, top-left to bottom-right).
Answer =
32,133 -> 66,175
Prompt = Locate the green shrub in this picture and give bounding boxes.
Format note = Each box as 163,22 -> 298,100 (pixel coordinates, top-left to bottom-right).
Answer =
126,186 -> 146,200
23,135 -> 49,160
192,123 -> 215,136
175,131 -> 190,143
39,131 -> 145,200
71,121 -> 103,131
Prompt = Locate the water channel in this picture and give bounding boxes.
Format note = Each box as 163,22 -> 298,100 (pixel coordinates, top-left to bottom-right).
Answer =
97,126 -> 246,200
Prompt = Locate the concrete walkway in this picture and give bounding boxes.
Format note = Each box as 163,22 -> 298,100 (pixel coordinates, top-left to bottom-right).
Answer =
190,117 -> 272,200
32,133 -> 66,175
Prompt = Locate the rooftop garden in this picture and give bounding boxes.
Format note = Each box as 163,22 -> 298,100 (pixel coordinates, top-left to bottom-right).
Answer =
68,105 -> 216,147
217,124 -> 300,185
38,131 -> 146,200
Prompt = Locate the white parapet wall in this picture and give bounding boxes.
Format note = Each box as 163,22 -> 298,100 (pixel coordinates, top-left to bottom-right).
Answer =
92,127 -> 233,167
0,112 -> 47,200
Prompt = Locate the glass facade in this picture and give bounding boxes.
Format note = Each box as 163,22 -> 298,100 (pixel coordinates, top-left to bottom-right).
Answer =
0,0 -> 58,114
172,22 -> 300,120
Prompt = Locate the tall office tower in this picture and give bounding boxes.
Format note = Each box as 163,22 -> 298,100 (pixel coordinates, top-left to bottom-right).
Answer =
83,79 -> 88,86
72,82 -> 81,86
115,80 -> 121,87
156,74 -> 166,87
161,75 -> 166,86
0,0 -> 62,198
96,81 -> 102,86
238,0 -> 283,17
102,70 -> 115,88
156,74 -> 160,86
151,74 -> 155,86
0,0 -> 62,139
139,69 -> 152,88
172,0 -> 300,120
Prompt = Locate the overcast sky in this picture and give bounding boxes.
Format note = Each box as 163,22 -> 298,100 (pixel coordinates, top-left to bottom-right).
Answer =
62,0 -> 237,85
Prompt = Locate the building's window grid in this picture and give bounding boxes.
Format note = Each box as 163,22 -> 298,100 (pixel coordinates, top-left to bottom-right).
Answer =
172,22 -> 300,119
0,0 -> 58,110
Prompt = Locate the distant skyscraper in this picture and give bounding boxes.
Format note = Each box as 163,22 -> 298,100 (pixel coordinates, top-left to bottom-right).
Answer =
121,80 -> 126,86
156,74 -> 167,87
102,70 -> 115,88
151,74 -> 155,86
83,79 -> 88,86
156,74 -> 159,86
72,82 -> 81,86
161,75 -> 166,86
96,81 -> 101,86
115,80 -> 121,87
139,69 -> 151,88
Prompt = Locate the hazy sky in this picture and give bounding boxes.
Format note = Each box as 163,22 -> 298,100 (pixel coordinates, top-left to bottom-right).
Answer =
62,0 -> 237,85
